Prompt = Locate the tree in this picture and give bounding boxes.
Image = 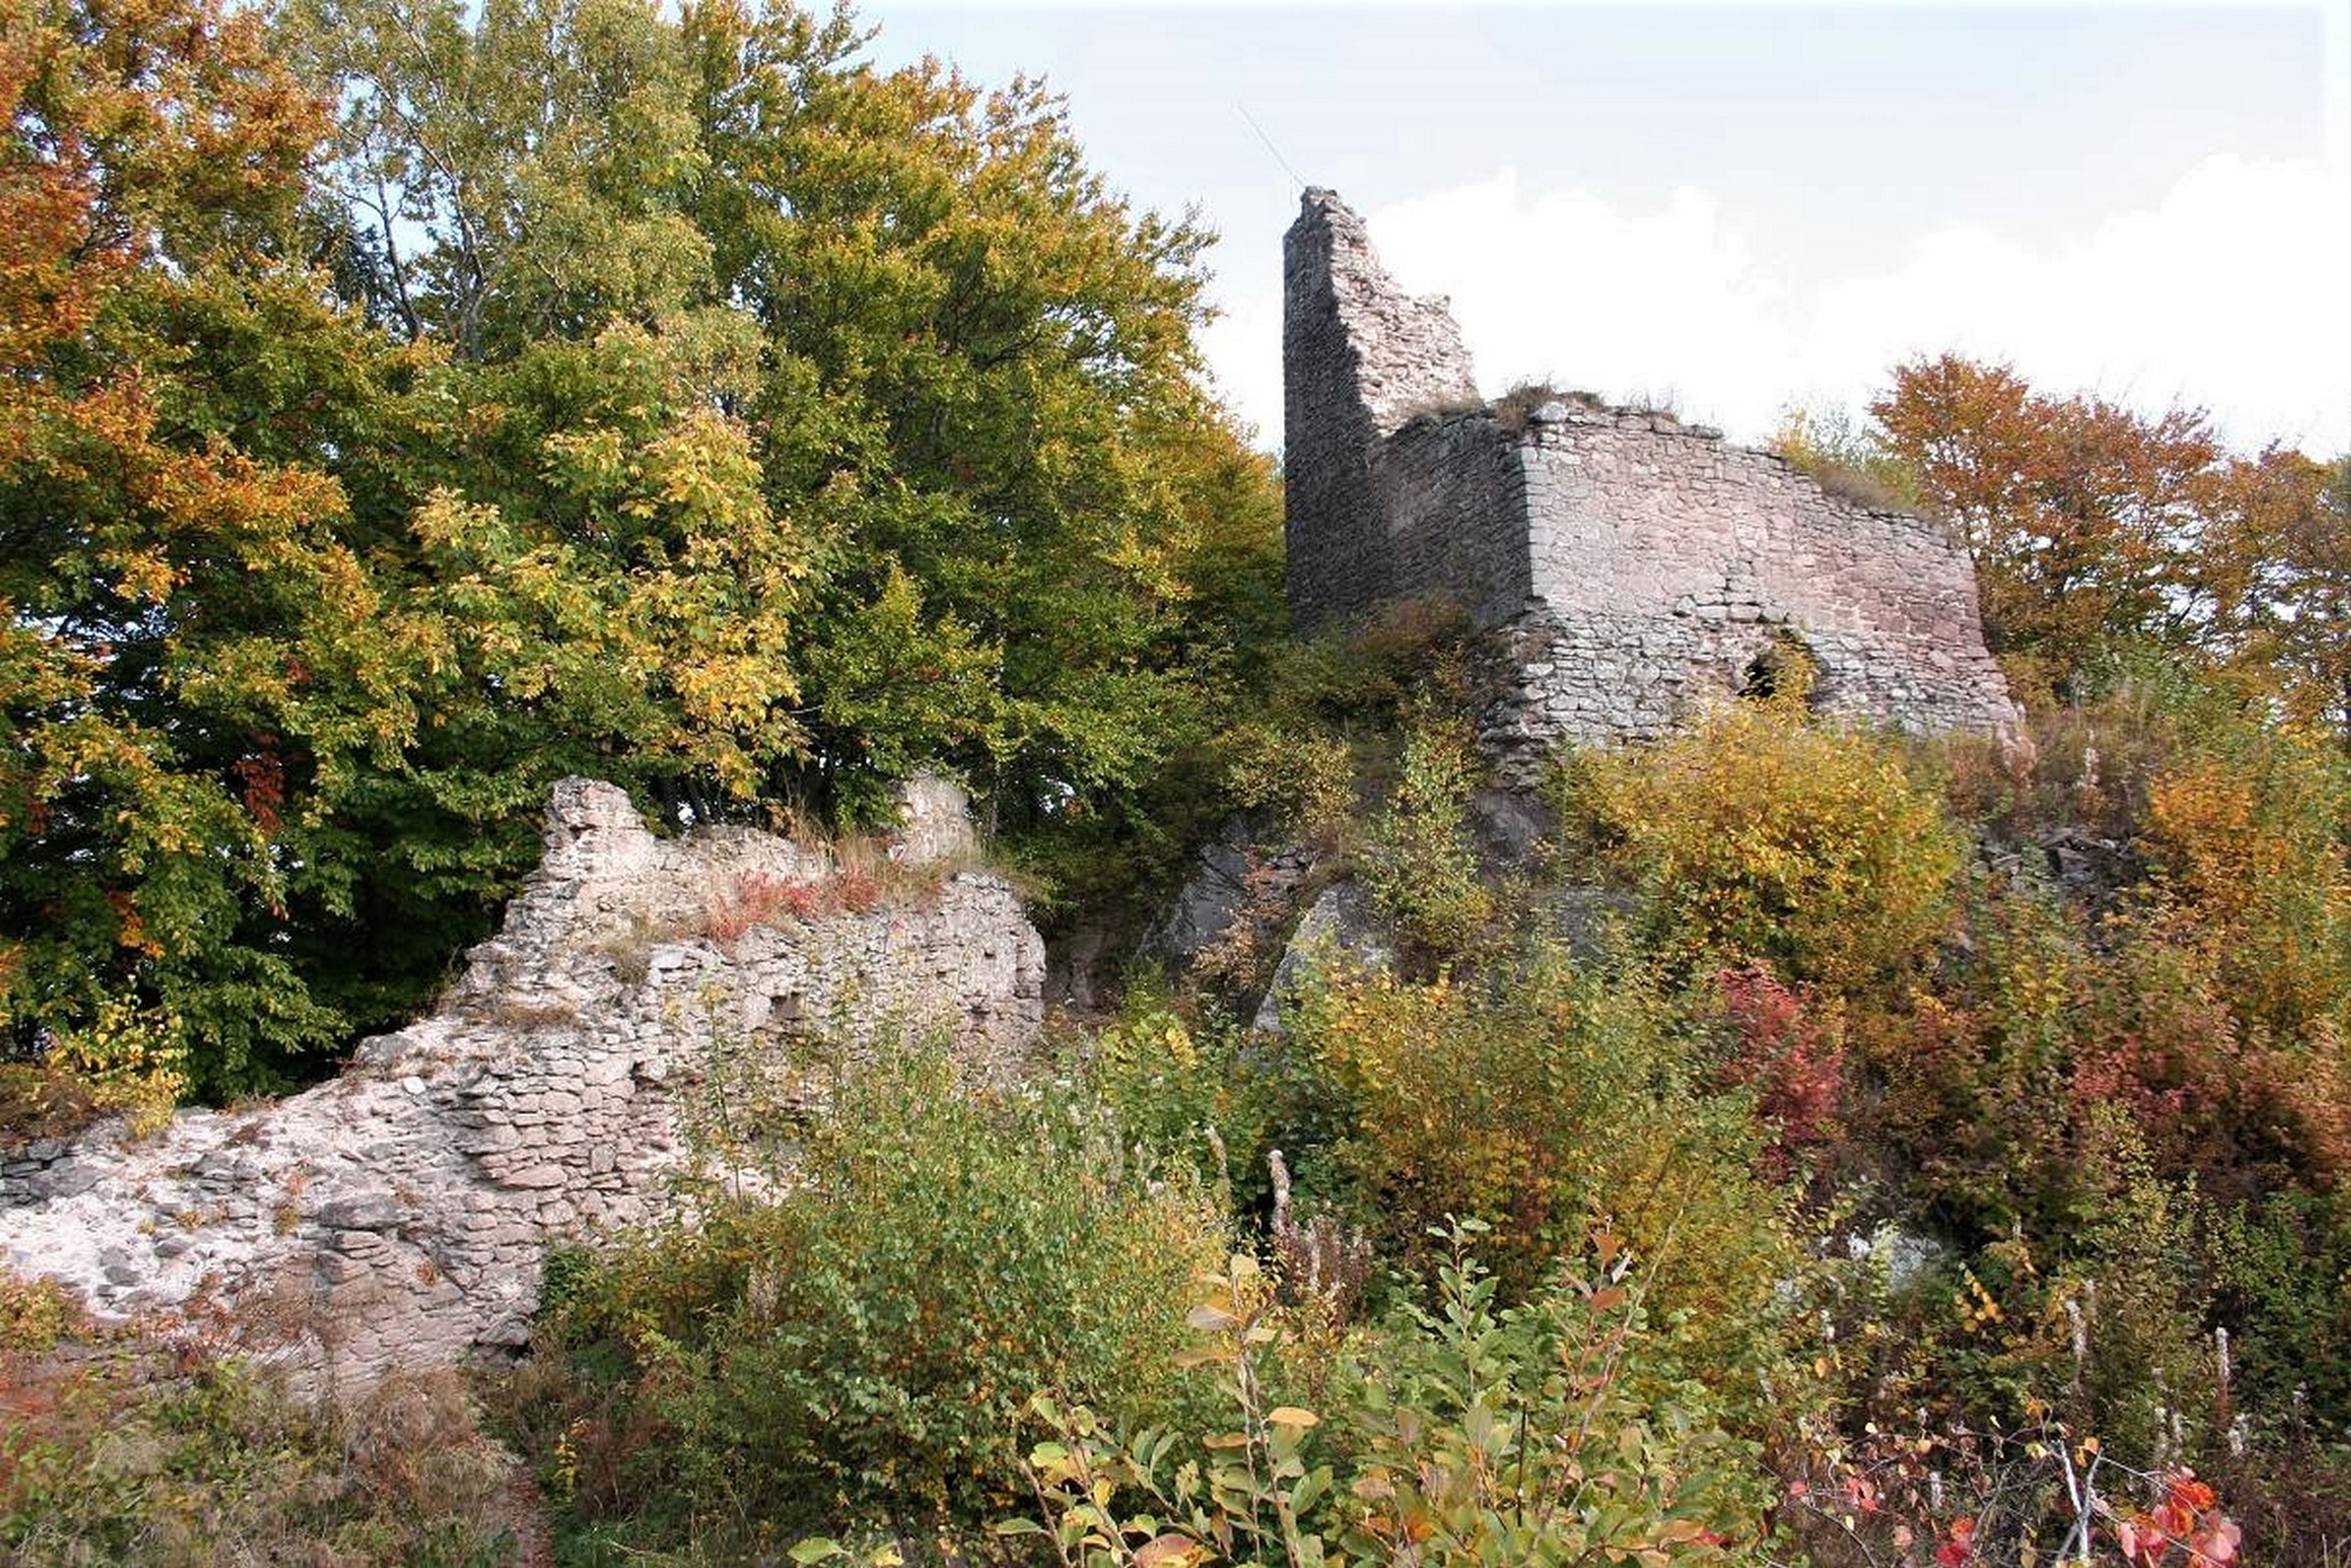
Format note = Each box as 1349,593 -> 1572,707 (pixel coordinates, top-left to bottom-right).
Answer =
1,0 -> 434,1093
1867,356 -> 2350,737
2203,450 -> 2351,745
289,0 -> 1281,841
3,0 -> 1281,1099
1870,355 -> 2229,699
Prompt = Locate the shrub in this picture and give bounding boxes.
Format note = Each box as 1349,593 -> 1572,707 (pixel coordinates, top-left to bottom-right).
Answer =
1357,712 -> 1494,960
1491,379 -> 1607,434
1554,702 -> 1965,996
0,1353 -> 512,1567
2210,1190 -> 2351,1424
1218,723 -> 1355,851
39,996 -> 189,1134
520,1037 -> 1229,1553
1280,947 -> 1799,1402
2135,723 -> 2351,1045
1712,965 -> 1847,1184
0,1268 -> 82,1357
1842,883 -> 2087,1244
1084,998 -> 1316,1217
1023,1226 -> 1779,1564
0,1065 -> 101,1151
1925,665 -> 2185,851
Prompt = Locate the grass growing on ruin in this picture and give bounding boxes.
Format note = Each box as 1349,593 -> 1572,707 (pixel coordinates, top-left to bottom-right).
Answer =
0,1067 -> 102,1150
1769,403 -> 1926,513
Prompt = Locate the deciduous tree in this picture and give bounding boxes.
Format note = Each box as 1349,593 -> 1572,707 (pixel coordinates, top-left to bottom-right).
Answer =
1,0 -> 430,1091
1871,354 -> 2228,698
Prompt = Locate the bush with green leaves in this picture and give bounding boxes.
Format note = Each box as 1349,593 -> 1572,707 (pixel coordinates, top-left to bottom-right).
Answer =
1267,945 -> 1801,1412
1020,1226 -> 1777,1565
512,1037 -> 1231,1556
1358,713 -> 1495,961
0,1352 -> 513,1568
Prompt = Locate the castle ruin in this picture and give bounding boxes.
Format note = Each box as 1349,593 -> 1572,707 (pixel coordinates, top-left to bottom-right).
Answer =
1283,189 -> 2017,771
0,778 -> 1042,1391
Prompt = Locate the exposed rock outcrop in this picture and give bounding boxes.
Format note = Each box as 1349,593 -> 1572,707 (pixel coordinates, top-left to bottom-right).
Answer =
0,778 -> 1043,1392
1251,882 -> 1391,1034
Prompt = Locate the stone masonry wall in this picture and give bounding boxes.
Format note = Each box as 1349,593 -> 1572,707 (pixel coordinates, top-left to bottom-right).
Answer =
1285,187 -> 1480,633
1372,411 -> 1533,628
1283,187 -> 2017,768
1480,400 -> 2019,777
0,779 -> 1043,1392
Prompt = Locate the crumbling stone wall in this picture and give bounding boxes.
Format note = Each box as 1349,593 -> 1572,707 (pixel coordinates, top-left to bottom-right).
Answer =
1282,188 -> 2017,774
1371,412 -> 1534,629
1284,187 -> 1481,631
0,778 -> 1043,1392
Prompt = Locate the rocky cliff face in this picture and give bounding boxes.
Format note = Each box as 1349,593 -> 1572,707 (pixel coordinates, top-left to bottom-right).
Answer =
0,779 -> 1043,1392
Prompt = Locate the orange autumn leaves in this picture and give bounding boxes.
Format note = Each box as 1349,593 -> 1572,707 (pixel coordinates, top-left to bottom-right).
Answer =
1873,355 -> 2348,726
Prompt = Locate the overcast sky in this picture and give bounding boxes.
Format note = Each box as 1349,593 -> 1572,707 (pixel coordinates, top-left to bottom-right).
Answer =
859,2 -> 2350,458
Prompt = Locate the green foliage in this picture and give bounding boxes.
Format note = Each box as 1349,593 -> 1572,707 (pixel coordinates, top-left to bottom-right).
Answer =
1023,1228 -> 1775,1564
1358,713 -> 1494,960
0,1354 -> 513,1567
1276,951 -> 1799,1402
7,0 -> 1284,1097
514,1037 -> 1228,1552
0,0 -> 441,1092
288,0 -> 1284,835
1553,700 -> 1965,996
1088,1000 -> 1273,1203
1217,724 -> 1356,852
2211,1190 -> 2351,1423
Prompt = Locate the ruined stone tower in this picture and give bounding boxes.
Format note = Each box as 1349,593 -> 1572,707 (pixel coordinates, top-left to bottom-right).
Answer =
1282,188 -> 2017,774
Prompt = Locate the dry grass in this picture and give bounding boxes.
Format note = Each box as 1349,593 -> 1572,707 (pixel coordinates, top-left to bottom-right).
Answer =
0,1306 -> 517,1568
1491,380 -> 1607,435
0,1064 -> 102,1150
1769,404 -> 1924,515
1794,454 -> 1915,513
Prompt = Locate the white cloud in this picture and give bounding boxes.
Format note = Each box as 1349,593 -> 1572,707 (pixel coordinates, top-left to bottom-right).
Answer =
1808,154 -> 2350,453
1368,171 -> 1797,438
1196,290 -> 1283,449
1205,157 -> 2351,457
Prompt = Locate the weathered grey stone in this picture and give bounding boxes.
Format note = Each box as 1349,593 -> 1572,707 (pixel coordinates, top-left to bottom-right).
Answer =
0,776 -> 1045,1395
1145,818 -> 1302,966
315,1192 -> 404,1232
1252,882 -> 1392,1034
1282,190 -> 2017,779
891,772 -> 978,868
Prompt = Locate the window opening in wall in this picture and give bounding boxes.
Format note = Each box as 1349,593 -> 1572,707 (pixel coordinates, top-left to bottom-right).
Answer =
1739,630 -> 1820,709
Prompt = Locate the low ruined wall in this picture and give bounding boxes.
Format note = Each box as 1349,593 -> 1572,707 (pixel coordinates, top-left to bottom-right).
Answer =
0,779 -> 1044,1392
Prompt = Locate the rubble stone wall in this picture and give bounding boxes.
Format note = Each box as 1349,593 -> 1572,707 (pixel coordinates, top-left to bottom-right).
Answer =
1281,186 -> 2018,769
1284,187 -> 1480,633
0,779 -> 1044,1392
1372,411 -> 1533,628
